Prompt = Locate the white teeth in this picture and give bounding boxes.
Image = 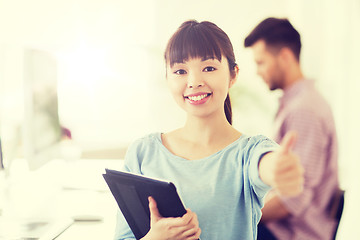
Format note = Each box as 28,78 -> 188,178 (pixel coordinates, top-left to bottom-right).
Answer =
188,94 -> 208,101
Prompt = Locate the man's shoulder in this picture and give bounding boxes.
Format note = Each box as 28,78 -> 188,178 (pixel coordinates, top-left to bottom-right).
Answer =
286,85 -> 332,117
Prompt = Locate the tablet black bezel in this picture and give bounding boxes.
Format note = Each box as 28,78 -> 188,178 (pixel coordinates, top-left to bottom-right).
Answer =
103,169 -> 187,240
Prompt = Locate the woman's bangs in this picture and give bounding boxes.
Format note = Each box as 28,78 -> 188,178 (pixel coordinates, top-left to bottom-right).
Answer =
168,29 -> 222,66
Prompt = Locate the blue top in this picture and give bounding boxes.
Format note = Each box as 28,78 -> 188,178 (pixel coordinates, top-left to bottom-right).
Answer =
114,133 -> 278,240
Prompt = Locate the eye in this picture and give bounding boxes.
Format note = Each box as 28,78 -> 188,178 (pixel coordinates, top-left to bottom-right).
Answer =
203,66 -> 216,72
256,60 -> 263,66
174,69 -> 187,75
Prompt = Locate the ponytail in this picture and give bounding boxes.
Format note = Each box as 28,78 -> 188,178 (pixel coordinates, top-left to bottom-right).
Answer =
224,94 -> 232,125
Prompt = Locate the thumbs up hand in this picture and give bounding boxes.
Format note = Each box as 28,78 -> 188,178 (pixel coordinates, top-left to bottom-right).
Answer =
259,131 -> 304,197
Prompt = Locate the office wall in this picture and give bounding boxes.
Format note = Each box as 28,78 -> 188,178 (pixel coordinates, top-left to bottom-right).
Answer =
0,0 -> 359,238
0,0 -> 291,151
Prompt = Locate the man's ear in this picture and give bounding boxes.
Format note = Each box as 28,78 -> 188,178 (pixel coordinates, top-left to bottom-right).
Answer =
279,47 -> 295,67
229,65 -> 239,88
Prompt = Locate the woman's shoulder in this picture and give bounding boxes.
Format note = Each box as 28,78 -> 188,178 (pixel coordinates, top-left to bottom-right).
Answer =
247,134 -> 276,144
127,132 -> 162,151
235,134 -> 278,153
124,132 -> 163,170
236,133 -> 274,144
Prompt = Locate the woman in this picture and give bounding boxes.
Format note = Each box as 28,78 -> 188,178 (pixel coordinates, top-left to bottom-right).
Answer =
114,20 -> 303,240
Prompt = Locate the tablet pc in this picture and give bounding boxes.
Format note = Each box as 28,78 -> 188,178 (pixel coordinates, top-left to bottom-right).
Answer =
103,169 -> 187,240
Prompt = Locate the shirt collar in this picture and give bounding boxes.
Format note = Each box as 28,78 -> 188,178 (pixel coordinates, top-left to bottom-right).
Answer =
279,78 -> 312,104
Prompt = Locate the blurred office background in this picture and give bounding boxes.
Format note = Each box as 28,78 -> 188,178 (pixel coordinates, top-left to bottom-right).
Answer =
0,0 -> 359,238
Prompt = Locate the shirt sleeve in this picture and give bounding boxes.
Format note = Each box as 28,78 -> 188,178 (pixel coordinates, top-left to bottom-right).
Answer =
247,136 -> 279,204
278,108 -> 329,216
122,137 -> 145,174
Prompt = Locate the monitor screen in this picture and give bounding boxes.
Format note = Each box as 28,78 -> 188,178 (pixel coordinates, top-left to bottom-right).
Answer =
23,49 -> 63,170
0,138 -> 4,170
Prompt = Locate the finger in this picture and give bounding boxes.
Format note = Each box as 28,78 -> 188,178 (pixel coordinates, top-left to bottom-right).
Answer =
274,170 -> 304,185
181,227 -> 201,239
187,227 -> 202,240
148,196 -> 162,222
274,174 -> 304,188
172,224 -> 197,237
172,217 -> 200,239
274,165 -> 304,185
279,131 -> 297,154
165,210 -> 193,227
193,227 -> 202,239
274,172 -> 304,192
183,209 -> 195,224
275,156 -> 297,171
276,184 -> 304,196
275,155 -> 302,174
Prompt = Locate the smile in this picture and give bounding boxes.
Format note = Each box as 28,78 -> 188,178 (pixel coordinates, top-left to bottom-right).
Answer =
187,94 -> 208,101
184,93 -> 212,104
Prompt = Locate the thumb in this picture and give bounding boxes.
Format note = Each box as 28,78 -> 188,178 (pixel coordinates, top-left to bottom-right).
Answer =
279,131 -> 297,154
148,196 -> 162,224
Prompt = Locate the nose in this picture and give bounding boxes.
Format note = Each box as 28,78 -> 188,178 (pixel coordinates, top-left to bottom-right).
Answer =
187,71 -> 204,88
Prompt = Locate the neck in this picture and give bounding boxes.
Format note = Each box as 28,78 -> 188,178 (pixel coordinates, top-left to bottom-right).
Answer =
181,112 -> 235,144
283,63 -> 304,90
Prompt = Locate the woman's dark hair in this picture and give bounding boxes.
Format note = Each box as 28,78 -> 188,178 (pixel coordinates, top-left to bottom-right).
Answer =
164,20 -> 237,125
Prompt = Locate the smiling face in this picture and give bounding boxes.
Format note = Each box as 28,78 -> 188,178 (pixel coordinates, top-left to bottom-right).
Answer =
164,20 -> 238,124
251,40 -> 285,91
167,56 -> 236,120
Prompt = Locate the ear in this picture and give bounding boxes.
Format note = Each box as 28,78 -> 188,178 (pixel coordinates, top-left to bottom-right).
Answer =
278,47 -> 295,67
229,65 -> 239,88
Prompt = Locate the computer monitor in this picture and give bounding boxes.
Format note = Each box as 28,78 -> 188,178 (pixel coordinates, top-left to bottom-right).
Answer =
22,48 -> 63,171
0,49 -> 74,240
0,138 -> 4,170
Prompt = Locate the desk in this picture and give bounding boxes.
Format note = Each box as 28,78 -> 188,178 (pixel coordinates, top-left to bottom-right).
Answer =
55,188 -> 119,239
54,158 -> 123,239
55,189 -> 118,240
0,158 -> 124,239
56,214 -> 116,239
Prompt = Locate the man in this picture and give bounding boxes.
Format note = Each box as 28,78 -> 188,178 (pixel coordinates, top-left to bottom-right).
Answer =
244,18 -> 339,240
